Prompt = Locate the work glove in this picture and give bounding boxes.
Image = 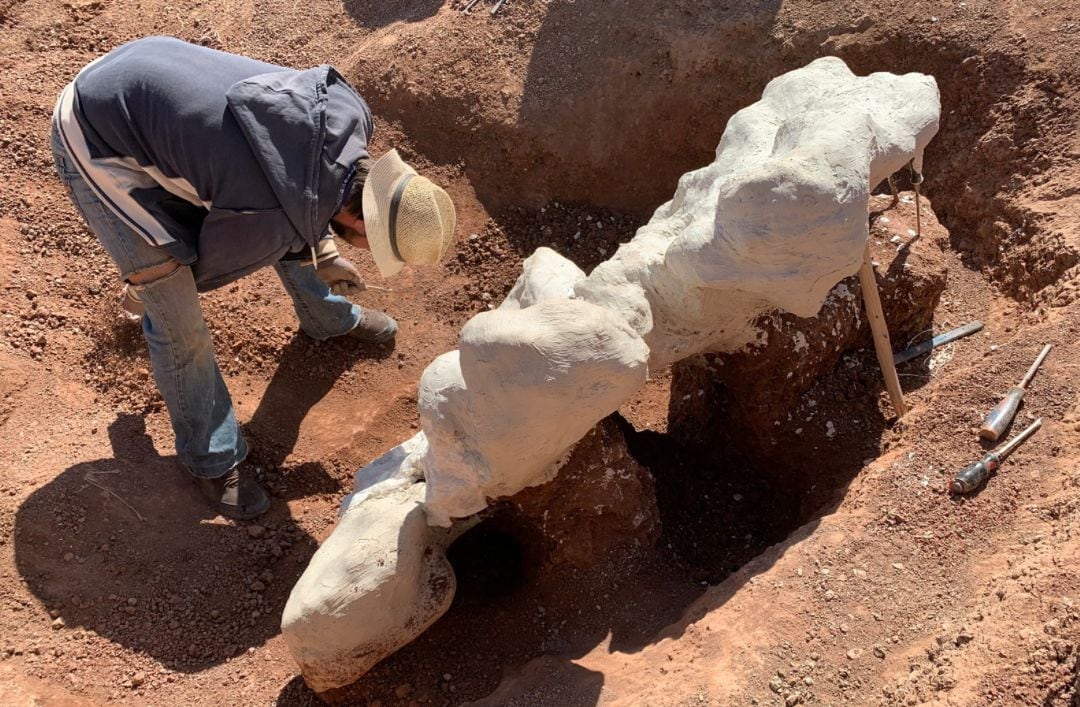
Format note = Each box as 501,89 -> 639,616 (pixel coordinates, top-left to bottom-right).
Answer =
316,255 -> 367,295
310,237 -> 366,295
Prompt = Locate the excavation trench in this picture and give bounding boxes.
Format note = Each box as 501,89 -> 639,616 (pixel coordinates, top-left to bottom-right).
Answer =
306,17 -> 1077,703
414,25 -> 1076,593
357,16 -> 1077,302
327,187 -> 956,706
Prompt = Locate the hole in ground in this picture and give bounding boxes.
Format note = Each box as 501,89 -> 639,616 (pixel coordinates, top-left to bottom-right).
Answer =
446,513 -> 530,602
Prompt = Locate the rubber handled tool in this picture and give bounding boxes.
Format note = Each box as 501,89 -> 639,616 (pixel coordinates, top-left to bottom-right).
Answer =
979,344 -> 1051,441
950,417 -> 1041,495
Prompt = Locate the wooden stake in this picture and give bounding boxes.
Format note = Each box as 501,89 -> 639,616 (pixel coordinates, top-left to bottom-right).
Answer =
913,180 -> 922,237
858,242 -> 907,419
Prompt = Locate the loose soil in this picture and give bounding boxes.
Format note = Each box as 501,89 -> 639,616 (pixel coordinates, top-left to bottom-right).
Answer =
1,1 -> 1079,706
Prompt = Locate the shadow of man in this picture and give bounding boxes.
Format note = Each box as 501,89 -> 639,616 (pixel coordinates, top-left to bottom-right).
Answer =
243,332 -> 395,475
341,0 -> 443,29
13,413 -> 319,672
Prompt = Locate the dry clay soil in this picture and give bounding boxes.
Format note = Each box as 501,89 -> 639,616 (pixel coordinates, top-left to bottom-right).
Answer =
2,1 -> 1080,706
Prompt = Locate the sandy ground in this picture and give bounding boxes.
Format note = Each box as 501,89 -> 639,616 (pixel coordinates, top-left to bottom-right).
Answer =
1,0 -> 1079,705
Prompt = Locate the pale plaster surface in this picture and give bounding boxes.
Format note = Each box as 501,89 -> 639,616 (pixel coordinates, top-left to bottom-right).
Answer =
281,482 -> 456,693
420,298 -> 650,526
580,57 -> 940,367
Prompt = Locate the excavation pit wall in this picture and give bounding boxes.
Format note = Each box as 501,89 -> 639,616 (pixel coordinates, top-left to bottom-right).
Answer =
350,3 -> 1078,302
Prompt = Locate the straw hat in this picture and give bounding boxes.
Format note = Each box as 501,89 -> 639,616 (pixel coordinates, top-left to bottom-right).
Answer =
362,149 -> 456,278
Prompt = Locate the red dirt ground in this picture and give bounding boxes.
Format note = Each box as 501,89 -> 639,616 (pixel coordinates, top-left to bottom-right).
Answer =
1,1 -> 1079,706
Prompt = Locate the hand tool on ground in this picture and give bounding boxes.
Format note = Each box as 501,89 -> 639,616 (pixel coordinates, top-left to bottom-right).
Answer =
364,284 -> 392,293
491,0 -> 507,14
462,0 -> 482,12
893,320 -> 983,365
950,417 -> 1041,495
858,241 -> 907,418
978,344 -> 1052,441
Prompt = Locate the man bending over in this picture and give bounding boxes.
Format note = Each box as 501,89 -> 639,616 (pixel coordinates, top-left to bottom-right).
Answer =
51,36 -> 456,519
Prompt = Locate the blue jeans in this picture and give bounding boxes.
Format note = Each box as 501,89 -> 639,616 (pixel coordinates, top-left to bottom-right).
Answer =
51,126 -> 360,477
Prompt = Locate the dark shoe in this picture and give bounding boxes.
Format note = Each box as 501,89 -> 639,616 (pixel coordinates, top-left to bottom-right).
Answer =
345,308 -> 398,344
195,464 -> 270,520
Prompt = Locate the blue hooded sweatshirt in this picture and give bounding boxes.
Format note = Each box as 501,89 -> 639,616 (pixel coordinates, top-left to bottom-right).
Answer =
54,36 -> 373,290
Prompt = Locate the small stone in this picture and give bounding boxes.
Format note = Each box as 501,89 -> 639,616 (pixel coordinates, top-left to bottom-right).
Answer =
847,648 -> 863,660
768,676 -> 784,693
442,673 -> 452,681
127,598 -> 138,606
250,580 -> 266,593
130,672 -> 145,688
873,646 -> 886,659
824,590 -> 836,601
785,692 -> 802,706
394,684 -> 413,699
63,552 -> 73,562
247,525 -> 266,538
51,617 -> 65,630
891,563 -> 905,571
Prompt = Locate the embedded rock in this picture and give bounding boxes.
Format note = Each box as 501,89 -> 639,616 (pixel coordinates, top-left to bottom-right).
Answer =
506,416 -> 660,568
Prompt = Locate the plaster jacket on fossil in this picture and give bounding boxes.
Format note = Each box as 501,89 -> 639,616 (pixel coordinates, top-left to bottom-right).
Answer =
579,56 -> 939,368
281,56 -> 941,693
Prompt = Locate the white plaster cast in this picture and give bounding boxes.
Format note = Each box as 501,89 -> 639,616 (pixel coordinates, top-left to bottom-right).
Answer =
281,481 -> 456,693
419,298 -> 650,526
339,431 -> 428,515
282,57 -> 940,692
498,247 -> 586,311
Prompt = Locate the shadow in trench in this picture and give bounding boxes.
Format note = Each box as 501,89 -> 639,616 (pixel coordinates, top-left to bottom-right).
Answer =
242,331 -> 395,496
272,412 -> 820,706
340,0 -> 443,30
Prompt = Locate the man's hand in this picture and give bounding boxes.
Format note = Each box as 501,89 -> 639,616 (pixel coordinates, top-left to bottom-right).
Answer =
316,255 -> 367,295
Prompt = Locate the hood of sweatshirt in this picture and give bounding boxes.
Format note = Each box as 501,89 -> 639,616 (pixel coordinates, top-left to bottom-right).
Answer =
225,65 -> 373,246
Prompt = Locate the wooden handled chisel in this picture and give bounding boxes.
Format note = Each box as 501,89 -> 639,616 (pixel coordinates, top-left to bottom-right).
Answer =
979,344 -> 1051,441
